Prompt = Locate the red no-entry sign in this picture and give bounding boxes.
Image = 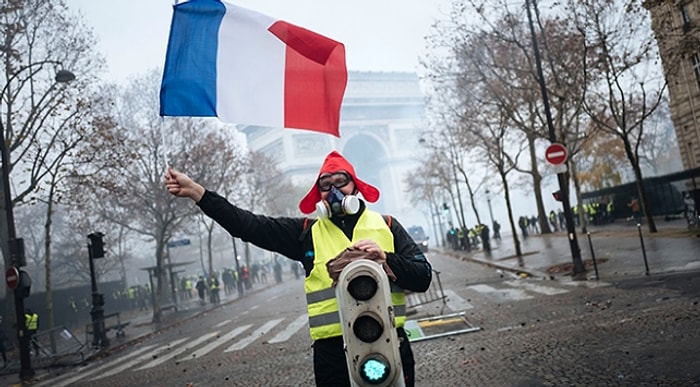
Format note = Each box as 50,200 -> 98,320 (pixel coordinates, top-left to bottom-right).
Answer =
545,143 -> 568,165
6,266 -> 19,290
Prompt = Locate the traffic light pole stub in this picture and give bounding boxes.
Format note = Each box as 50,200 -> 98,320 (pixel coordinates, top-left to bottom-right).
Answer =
335,260 -> 405,387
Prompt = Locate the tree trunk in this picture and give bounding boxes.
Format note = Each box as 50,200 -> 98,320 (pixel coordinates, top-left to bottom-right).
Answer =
207,226 -> 214,278
502,171 -> 523,259
0,203 -> 17,348
44,192 -> 55,331
570,160 -> 587,233
528,133 -> 551,233
152,241 -> 164,324
623,138 -> 658,233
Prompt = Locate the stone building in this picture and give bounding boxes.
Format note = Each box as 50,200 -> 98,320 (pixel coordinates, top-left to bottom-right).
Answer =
240,71 -> 429,228
645,0 -> 700,171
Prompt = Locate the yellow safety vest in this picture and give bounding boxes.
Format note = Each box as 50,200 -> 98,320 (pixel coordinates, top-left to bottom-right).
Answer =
25,313 -> 38,331
306,210 -> 406,341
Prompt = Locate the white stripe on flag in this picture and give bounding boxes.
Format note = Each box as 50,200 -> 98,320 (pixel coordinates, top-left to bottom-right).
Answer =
218,3 -> 284,127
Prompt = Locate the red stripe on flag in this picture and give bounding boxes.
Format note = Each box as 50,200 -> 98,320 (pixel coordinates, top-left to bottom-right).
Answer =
269,21 -> 347,137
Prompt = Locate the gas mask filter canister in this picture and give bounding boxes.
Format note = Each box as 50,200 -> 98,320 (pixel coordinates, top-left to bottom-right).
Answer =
315,186 -> 360,218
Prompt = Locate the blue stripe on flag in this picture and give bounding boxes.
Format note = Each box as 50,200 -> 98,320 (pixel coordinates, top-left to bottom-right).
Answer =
160,0 -> 226,117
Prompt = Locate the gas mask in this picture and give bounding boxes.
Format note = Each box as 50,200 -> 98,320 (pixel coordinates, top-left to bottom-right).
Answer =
316,186 -> 360,218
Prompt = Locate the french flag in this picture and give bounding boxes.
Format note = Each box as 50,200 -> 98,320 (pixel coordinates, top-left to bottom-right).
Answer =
160,0 -> 348,137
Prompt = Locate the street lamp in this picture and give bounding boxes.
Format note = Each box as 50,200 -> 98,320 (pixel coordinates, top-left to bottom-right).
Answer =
485,189 -> 494,225
0,63 -> 75,380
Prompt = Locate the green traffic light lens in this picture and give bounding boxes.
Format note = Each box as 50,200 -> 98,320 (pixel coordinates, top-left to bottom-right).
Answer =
353,315 -> 383,343
360,355 -> 391,384
348,275 -> 377,301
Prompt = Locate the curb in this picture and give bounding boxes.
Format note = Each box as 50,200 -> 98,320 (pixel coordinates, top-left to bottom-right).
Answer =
438,248 -> 555,280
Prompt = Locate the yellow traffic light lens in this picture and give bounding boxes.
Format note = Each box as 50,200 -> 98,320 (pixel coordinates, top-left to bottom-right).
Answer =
348,275 -> 377,301
353,314 -> 383,343
360,354 -> 391,384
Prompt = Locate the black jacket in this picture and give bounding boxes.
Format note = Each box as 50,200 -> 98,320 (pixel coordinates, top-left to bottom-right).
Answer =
197,190 -> 432,292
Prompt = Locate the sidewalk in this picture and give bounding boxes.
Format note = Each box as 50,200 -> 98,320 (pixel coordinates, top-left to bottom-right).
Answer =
91,277 -> 289,359
443,218 -> 700,281
0,276 -> 288,383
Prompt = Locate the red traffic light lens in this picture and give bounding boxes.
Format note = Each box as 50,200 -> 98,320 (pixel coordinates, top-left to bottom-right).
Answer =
353,314 -> 383,343
348,275 -> 378,301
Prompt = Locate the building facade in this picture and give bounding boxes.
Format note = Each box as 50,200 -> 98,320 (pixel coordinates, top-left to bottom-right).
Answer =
645,0 -> 700,171
240,71 -> 429,228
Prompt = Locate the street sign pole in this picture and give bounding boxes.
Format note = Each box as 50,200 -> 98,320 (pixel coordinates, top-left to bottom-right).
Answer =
527,0 -> 585,277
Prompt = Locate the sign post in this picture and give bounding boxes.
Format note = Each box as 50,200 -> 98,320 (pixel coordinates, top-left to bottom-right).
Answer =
166,238 -> 190,308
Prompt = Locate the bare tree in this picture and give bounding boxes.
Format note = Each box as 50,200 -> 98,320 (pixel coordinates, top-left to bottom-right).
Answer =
1,0 -> 104,335
574,0 -> 667,232
69,70 -> 247,323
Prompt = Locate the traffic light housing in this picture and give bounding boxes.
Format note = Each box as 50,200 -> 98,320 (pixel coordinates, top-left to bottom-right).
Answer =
552,190 -> 562,202
88,232 -> 105,259
336,260 -> 403,386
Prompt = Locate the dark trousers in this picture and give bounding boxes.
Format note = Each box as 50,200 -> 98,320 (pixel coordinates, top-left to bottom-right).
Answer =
28,330 -> 39,356
313,328 -> 415,387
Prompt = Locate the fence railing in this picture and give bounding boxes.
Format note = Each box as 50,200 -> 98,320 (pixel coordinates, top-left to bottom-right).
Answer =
32,325 -> 87,366
405,269 -> 447,316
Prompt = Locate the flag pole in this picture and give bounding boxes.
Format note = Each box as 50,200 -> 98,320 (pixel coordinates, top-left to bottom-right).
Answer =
160,117 -> 170,169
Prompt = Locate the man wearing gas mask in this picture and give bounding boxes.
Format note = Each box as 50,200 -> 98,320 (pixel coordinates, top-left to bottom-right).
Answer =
165,150 -> 432,387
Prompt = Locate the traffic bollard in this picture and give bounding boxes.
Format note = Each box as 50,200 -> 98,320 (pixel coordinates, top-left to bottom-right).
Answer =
586,232 -> 599,280
636,223 -> 650,275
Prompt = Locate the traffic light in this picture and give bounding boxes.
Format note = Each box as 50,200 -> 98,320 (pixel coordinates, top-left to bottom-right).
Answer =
88,232 -> 105,259
552,190 -> 562,202
335,260 -> 403,386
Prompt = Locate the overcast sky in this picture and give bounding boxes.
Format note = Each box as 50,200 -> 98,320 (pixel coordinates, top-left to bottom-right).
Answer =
66,0 -> 452,84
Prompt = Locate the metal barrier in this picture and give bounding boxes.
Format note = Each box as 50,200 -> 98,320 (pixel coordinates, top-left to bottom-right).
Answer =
32,326 -> 87,366
405,269 -> 447,316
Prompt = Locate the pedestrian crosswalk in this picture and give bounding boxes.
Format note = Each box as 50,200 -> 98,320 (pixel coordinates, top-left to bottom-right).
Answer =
405,278 -> 611,313
32,278 -> 610,386
31,316 -> 308,387
466,278 -> 609,304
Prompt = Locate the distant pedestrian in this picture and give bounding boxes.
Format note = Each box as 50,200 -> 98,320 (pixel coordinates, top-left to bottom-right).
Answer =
195,276 -> 207,305
518,216 -> 529,238
529,216 -> 539,234
479,224 -> 490,252
25,308 -> 39,357
492,221 -> 501,240
557,209 -> 565,230
627,196 -> 642,223
549,210 -> 558,232
222,269 -> 234,295
209,275 -> 220,305
273,258 -> 283,284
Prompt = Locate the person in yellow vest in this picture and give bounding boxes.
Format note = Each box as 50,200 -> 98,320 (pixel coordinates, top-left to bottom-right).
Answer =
165,150 -> 432,387
24,308 -> 39,357
209,274 -> 220,305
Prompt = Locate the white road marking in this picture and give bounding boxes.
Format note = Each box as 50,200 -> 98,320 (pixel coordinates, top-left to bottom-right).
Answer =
268,314 -> 307,344
92,338 -> 188,380
467,284 -> 533,301
34,344 -> 156,387
503,280 -> 569,295
136,331 -> 219,370
224,318 -> 284,352
559,279 -> 611,288
443,289 -> 474,311
179,324 -> 252,361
